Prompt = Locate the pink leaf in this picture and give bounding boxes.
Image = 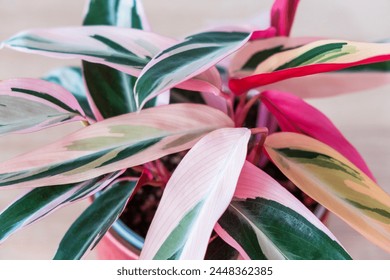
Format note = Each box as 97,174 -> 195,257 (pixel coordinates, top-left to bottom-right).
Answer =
140,128 -> 250,259
4,26 -> 176,77
0,104 -> 233,189
0,78 -> 87,135
230,40 -> 390,95
261,90 -> 375,180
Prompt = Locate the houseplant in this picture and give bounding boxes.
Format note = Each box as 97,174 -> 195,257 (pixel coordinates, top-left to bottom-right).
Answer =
0,0 -> 389,259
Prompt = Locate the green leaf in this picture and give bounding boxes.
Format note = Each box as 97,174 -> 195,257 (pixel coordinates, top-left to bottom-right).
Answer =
54,178 -> 136,259
215,161 -> 351,260
219,198 -> 351,260
83,0 -> 148,29
0,172 -> 121,242
83,0 -> 150,118
135,31 -> 250,108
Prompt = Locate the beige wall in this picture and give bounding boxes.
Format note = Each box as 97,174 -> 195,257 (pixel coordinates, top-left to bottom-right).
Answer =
0,0 -> 389,259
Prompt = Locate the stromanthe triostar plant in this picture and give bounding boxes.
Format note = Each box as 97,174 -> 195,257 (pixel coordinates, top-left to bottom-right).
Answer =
0,0 -> 389,259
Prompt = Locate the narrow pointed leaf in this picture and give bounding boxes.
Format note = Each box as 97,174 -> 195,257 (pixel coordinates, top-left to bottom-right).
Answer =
230,37 -> 390,97
83,0 -> 150,119
0,78 -> 87,135
5,26 -> 221,111
230,40 -> 390,94
4,26 -> 176,77
0,172 -> 121,243
140,128 -> 250,260
0,104 -> 233,189
135,30 -> 251,108
54,178 -> 136,259
43,66 -> 94,120
261,90 -> 375,180
216,161 -> 351,260
271,0 -> 300,36
265,132 -> 390,252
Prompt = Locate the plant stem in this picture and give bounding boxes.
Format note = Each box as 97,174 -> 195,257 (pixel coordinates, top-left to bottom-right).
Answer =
248,127 -> 268,165
235,93 -> 261,127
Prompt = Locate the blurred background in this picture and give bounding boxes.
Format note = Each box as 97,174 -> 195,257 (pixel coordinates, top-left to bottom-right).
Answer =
0,0 -> 389,259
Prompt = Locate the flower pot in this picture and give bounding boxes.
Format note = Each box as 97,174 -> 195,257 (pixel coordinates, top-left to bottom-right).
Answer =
96,219 -> 142,260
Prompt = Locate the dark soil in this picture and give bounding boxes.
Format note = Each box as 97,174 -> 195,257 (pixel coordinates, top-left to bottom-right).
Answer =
262,160 -> 318,212
119,185 -> 163,238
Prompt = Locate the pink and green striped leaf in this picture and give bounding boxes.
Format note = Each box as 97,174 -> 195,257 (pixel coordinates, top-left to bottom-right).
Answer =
229,37 -> 317,77
261,90 -> 375,180
264,132 -> 390,253
4,26 -> 222,111
230,37 -> 390,98
215,161 -> 351,260
140,128 -> 250,260
4,26 -> 176,77
0,172 -> 121,243
0,78 -> 87,135
54,177 -> 136,259
83,0 -> 151,119
270,0 -> 300,36
135,30 -> 251,108
0,104 -> 233,189
230,40 -> 390,95
43,66 -> 94,121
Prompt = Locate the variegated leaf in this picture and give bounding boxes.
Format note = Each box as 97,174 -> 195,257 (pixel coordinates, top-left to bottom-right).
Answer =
0,172 -> 121,243
230,40 -> 390,94
54,177 -> 136,259
265,132 -> 390,252
140,128 -> 250,260
4,26 -> 222,110
215,161 -> 351,260
83,0 -> 150,119
0,78 -> 87,135
43,66 -> 94,121
4,26 -> 176,77
0,104 -> 233,189
261,90 -> 375,180
230,37 -> 390,98
135,30 -> 251,108
229,37 -> 317,77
